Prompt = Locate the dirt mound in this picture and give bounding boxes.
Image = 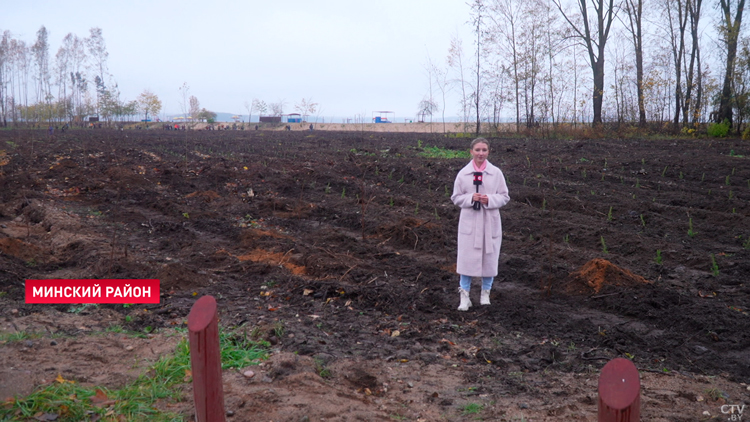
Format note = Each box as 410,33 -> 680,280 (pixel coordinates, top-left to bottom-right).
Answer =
562,258 -> 651,294
156,262 -> 210,291
0,237 -> 43,262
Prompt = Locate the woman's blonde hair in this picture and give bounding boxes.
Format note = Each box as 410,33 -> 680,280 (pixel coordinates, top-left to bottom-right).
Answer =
470,137 -> 490,150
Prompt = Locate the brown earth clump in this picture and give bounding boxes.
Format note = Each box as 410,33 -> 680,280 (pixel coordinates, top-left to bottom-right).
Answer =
235,248 -> 308,276
0,238 -> 44,262
563,258 -> 651,295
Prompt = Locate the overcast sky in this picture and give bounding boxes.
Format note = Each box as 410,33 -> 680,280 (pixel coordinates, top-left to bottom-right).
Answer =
6,0 -> 472,122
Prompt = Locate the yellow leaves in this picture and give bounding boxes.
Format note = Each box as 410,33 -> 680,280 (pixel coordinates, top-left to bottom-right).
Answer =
0,150 -> 9,167
55,373 -> 75,384
303,289 -> 314,296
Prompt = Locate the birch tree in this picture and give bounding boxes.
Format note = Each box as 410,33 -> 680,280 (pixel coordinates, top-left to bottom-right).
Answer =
31,26 -> 52,119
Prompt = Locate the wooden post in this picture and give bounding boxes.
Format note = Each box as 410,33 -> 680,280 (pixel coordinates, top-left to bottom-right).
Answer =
598,357 -> 640,422
188,295 -> 226,422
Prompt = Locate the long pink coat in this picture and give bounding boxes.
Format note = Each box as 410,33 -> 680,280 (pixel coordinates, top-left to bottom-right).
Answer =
451,160 -> 510,277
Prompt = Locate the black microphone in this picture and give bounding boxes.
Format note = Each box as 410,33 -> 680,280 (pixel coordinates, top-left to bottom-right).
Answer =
472,172 -> 483,210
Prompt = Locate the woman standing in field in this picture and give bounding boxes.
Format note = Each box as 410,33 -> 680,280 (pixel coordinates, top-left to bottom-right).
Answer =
451,138 -> 510,311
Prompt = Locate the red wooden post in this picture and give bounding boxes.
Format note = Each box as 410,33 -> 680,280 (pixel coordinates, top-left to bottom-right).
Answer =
598,357 -> 641,422
188,295 -> 226,422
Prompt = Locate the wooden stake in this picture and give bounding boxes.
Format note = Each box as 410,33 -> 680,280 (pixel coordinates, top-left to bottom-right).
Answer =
188,295 -> 226,422
598,358 -> 640,422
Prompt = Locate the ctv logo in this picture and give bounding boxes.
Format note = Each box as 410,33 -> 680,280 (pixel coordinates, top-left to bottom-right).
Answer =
721,404 -> 745,421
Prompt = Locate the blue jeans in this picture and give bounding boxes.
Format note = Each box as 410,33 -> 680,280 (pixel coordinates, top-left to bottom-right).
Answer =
460,275 -> 493,291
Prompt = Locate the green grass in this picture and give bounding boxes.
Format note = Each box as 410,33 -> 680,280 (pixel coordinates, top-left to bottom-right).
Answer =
461,402 -> 484,415
0,328 -> 268,421
0,331 -> 44,343
710,254 -> 720,277
417,145 -> 470,159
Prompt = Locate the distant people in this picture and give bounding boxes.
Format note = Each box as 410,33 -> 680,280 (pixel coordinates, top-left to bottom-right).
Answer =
255,125 -> 259,130
61,123 -> 69,132
48,125 -> 54,136
309,124 -> 314,131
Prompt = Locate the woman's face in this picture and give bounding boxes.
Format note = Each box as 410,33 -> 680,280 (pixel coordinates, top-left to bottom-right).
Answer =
471,142 -> 489,165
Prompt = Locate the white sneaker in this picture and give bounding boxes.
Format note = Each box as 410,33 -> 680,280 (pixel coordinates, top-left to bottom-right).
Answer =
480,289 -> 491,305
458,288 -> 472,311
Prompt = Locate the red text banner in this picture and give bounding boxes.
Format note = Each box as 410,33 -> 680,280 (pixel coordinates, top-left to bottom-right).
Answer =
25,279 -> 160,304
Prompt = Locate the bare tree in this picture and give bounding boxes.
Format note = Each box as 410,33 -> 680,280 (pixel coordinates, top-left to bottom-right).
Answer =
490,0 -> 523,132
448,33 -> 470,130
178,82 -> 189,123
663,0 -> 689,128
716,0 -> 746,127
60,33 -> 87,122
469,0 -> 489,134
426,53 -> 450,132
190,95 -> 200,122
31,26 -> 52,120
244,100 -> 252,123
417,97 -> 438,123
685,0 -> 703,126
294,97 -> 318,121
553,0 -> 617,125
270,99 -> 286,116
0,31 -> 10,126
86,28 -> 109,118
733,37 -> 750,129
55,35 -> 73,121
623,0 -> 647,126
253,99 -> 267,119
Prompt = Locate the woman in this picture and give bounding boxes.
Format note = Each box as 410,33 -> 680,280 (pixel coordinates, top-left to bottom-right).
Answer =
451,138 -> 510,311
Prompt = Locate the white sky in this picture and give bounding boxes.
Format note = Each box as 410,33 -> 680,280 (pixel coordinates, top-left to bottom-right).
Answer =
6,0 -> 472,121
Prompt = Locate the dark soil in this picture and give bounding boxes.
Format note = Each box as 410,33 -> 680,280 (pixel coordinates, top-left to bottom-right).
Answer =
1,128 -> 749,421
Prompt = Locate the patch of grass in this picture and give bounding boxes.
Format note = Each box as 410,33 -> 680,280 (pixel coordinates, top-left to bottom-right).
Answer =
314,358 -> 332,379
704,387 -> 729,401
0,331 -> 44,343
0,328 -> 268,421
654,250 -> 663,265
461,402 -> 484,415
417,145 -> 470,159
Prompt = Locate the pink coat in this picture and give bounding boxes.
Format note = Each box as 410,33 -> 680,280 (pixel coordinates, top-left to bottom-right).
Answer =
451,160 -> 510,277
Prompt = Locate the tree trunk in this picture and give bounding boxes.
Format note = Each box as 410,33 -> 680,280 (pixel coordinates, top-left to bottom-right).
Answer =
717,0 -> 746,127
593,59 -> 604,125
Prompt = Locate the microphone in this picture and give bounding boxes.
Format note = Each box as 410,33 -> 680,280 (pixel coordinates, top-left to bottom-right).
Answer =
472,172 -> 483,210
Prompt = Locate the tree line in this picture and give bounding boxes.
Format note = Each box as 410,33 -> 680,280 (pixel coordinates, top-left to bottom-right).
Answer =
0,26 -> 165,127
424,0 -> 748,134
